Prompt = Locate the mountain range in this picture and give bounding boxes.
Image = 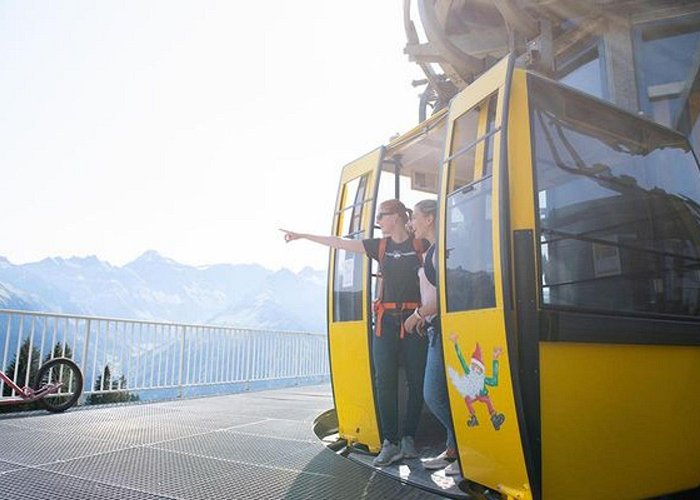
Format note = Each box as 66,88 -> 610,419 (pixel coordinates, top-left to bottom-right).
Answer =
0,251 -> 327,332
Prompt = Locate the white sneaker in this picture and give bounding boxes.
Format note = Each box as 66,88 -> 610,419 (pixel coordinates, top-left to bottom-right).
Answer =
423,450 -> 457,470
444,460 -> 461,475
400,436 -> 419,459
373,439 -> 403,467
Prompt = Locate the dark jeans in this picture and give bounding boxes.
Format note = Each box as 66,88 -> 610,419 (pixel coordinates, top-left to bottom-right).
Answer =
372,312 -> 428,444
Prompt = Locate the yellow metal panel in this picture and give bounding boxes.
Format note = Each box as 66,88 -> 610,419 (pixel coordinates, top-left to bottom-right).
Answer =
450,56 -> 510,122
328,147 -> 382,452
507,70 -> 536,232
442,310 -> 531,497
541,342 -> 700,499
339,148 -> 382,185
437,55 -> 531,498
329,320 -> 380,449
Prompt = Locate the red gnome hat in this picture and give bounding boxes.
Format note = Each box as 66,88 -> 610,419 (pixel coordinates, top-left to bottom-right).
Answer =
471,343 -> 485,371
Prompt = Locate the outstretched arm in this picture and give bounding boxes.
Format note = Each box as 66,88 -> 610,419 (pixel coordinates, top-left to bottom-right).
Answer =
280,229 -> 365,253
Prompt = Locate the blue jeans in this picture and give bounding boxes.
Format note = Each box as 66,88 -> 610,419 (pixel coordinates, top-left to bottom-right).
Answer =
372,313 -> 428,443
424,321 -> 456,450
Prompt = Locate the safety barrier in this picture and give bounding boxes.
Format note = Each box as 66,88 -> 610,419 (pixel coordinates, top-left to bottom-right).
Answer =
0,308 -> 329,404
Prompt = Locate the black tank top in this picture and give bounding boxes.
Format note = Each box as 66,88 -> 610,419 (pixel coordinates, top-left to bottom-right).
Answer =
424,244 -> 437,287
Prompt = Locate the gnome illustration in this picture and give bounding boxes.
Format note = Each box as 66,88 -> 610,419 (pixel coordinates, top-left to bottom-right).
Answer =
447,333 -> 506,430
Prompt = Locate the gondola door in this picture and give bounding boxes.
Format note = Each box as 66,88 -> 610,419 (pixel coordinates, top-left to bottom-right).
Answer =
437,56 -> 532,498
328,148 -> 382,452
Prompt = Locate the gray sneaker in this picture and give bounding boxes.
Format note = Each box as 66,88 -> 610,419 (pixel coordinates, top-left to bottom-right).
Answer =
373,439 -> 403,467
400,436 -> 419,459
444,460 -> 461,476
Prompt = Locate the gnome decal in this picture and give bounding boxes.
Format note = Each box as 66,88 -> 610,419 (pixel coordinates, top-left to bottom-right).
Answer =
447,332 -> 506,431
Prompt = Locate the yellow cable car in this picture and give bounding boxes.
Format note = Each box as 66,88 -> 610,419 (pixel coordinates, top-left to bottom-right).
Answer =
327,55 -> 700,499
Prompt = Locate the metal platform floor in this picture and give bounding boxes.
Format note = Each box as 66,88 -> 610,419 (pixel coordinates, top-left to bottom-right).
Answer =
0,384 -> 451,499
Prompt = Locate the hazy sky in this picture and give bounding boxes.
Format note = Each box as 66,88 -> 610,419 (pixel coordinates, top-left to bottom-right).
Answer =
0,1 -> 426,271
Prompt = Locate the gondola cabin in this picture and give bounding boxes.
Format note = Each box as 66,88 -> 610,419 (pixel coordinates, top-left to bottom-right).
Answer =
326,56 -> 700,499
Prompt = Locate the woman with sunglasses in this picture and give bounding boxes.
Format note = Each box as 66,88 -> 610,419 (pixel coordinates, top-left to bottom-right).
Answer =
281,198 -> 428,467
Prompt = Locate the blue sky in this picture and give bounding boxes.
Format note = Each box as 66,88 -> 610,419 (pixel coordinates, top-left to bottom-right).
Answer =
0,1 -> 426,271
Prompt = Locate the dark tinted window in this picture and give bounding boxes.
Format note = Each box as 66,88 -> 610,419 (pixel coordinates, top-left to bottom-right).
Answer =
530,75 -> 700,318
333,175 -> 368,321
445,178 -> 496,311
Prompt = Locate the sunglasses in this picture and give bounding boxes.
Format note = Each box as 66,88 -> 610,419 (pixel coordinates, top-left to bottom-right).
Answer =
376,212 -> 396,220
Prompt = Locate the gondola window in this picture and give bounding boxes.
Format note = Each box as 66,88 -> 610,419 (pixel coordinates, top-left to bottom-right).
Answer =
530,75 -> 700,317
333,174 -> 369,322
444,94 -> 499,312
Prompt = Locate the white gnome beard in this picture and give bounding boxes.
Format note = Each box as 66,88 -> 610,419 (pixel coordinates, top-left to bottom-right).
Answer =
448,367 -> 487,399
463,370 -> 486,398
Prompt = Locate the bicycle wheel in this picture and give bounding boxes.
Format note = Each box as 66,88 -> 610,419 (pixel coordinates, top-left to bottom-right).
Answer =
33,358 -> 84,413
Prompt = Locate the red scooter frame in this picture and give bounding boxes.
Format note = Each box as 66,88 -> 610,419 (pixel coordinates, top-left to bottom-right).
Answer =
0,357 -> 83,412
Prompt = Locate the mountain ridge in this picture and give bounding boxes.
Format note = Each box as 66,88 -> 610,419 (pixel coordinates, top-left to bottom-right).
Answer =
0,251 -> 327,332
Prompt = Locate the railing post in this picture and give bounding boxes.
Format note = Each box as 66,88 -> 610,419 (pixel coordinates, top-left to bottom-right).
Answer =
0,314 -> 12,396
177,325 -> 186,398
79,318 -> 92,404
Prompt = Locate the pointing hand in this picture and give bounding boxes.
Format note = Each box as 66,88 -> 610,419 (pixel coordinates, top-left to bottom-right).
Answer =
279,229 -> 301,243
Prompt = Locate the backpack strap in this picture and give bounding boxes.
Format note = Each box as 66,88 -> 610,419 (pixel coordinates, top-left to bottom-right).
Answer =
378,237 -> 388,266
412,238 -> 424,266
375,237 -> 389,303
424,244 -> 437,287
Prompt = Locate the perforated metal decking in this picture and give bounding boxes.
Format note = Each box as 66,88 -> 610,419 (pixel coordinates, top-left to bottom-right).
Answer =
0,385 -> 445,499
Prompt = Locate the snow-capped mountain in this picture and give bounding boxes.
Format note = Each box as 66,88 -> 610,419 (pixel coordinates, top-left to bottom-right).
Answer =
209,268 -> 327,332
0,252 -> 327,332
0,281 -> 44,311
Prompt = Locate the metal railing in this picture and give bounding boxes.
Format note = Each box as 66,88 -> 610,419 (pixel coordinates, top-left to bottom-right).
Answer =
0,309 -> 329,405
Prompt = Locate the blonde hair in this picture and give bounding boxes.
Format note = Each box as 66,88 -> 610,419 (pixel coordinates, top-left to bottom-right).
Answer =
414,199 -> 437,219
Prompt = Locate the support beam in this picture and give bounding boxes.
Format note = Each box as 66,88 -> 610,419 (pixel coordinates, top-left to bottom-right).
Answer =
494,0 -> 539,39
602,14 -> 639,113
